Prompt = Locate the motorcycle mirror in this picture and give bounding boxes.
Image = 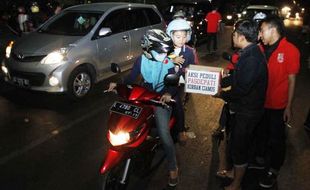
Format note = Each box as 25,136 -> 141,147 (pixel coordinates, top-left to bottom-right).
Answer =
111,63 -> 121,73
164,74 -> 179,86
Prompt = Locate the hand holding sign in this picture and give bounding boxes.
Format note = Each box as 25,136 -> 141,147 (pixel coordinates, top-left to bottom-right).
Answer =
185,65 -> 223,95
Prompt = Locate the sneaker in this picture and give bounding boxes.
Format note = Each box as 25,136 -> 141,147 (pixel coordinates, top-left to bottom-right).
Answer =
259,171 -> 277,188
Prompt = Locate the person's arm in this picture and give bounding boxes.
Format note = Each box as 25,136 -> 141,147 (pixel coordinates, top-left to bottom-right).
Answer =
283,74 -> 296,122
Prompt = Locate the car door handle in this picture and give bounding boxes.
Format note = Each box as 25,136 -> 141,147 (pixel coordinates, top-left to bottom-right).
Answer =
122,35 -> 129,41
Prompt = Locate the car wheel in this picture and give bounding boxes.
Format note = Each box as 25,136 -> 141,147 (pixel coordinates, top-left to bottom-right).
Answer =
67,66 -> 92,99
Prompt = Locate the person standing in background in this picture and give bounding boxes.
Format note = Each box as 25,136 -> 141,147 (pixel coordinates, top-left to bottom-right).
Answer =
204,6 -> 222,54
17,6 -> 29,33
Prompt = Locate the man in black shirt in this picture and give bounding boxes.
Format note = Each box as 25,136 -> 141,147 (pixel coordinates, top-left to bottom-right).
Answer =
219,19 -> 268,190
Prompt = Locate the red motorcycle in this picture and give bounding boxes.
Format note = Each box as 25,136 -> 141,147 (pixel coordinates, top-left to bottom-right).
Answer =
99,64 -> 178,189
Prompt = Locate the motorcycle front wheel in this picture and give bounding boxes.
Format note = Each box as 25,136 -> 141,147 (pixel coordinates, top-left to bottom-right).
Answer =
100,159 -> 131,190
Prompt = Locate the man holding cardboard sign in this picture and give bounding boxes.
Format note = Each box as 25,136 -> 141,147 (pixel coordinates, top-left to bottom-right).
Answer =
217,20 -> 268,190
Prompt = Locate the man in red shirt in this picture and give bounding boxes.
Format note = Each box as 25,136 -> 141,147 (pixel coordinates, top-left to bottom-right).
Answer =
204,7 -> 222,54
258,16 -> 300,188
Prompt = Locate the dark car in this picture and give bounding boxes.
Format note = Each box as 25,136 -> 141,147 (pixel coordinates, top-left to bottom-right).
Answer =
162,1 -> 212,46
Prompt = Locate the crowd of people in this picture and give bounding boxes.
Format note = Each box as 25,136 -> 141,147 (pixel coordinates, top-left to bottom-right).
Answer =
105,2 -> 303,187
213,13 -> 301,190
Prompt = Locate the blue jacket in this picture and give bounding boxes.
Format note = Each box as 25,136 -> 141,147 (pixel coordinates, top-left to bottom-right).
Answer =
125,55 -> 178,96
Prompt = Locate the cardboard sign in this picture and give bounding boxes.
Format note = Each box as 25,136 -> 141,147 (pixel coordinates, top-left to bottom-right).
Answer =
185,65 -> 222,95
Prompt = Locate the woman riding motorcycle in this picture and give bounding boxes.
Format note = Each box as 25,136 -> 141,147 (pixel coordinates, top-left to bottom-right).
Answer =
107,29 -> 180,187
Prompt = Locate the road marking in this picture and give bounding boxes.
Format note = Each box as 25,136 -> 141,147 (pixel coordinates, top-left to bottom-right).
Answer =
0,106 -> 106,165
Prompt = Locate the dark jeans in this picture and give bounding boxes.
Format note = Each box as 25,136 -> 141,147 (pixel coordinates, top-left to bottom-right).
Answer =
154,106 -> 177,171
256,108 -> 286,171
206,32 -> 218,52
172,91 -> 185,134
228,112 -> 263,167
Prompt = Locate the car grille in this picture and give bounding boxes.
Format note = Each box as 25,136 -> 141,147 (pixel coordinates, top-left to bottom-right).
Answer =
10,70 -> 46,86
12,53 -> 46,62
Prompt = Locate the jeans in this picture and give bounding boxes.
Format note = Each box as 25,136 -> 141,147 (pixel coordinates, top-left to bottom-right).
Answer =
173,93 -> 185,133
154,106 -> 177,171
206,32 -> 218,52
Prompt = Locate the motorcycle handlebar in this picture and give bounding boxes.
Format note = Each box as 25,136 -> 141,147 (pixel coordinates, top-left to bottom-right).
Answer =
149,99 -> 176,109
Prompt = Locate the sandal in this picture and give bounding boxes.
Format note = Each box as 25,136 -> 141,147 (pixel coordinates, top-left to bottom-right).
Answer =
168,169 -> 179,187
178,132 -> 188,146
216,170 -> 234,179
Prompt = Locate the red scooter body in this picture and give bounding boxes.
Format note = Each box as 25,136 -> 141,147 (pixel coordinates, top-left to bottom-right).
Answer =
100,84 -> 176,175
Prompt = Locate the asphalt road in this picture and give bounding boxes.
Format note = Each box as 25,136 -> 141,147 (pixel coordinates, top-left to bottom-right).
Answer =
0,22 -> 309,190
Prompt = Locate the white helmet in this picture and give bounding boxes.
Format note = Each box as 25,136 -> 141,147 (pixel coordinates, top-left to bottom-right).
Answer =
166,19 -> 192,42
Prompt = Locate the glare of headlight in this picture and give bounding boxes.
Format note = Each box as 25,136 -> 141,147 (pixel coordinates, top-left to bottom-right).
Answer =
282,6 -> 291,12
295,12 -> 300,19
237,13 -> 242,18
5,41 -> 14,58
1,65 -> 8,74
41,48 -> 68,65
226,15 -> 232,20
49,76 -> 59,86
242,11 -> 246,15
109,130 -> 130,146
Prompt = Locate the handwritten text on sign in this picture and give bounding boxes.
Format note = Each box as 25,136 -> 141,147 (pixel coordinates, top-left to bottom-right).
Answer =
185,70 -> 220,95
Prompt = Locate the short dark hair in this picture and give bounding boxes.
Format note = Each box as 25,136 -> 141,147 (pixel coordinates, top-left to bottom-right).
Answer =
261,15 -> 285,37
234,19 -> 258,43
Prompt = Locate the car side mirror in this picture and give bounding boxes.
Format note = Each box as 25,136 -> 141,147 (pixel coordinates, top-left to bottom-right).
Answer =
111,63 -> 121,73
98,27 -> 112,37
164,73 -> 179,86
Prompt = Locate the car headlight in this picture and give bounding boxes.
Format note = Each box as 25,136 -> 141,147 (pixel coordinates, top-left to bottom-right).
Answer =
41,48 -> 68,64
5,41 -> 14,58
108,130 -> 130,146
226,15 -> 232,20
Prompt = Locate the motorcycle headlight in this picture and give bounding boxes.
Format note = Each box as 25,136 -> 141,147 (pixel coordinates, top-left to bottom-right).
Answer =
41,48 -> 68,65
5,41 -> 14,58
108,130 -> 130,146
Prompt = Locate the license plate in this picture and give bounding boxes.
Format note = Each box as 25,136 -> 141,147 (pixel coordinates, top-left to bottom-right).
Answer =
110,102 -> 142,119
12,76 -> 30,87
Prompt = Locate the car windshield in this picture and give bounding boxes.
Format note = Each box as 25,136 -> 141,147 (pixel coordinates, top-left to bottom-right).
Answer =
38,11 -> 102,36
245,9 -> 278,19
